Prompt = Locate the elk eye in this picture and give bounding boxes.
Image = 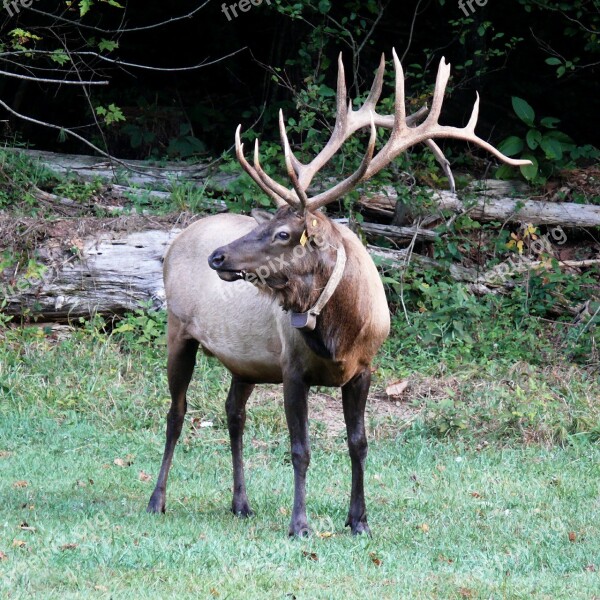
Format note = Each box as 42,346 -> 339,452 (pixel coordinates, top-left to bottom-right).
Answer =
276,231 -> 290,241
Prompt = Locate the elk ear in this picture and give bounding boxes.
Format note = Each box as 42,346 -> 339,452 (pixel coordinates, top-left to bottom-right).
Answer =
251,208 -> 275,224
305,212 -> 322,238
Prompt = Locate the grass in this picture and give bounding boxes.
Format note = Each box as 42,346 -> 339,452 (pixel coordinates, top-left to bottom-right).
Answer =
0,321 -> 599,599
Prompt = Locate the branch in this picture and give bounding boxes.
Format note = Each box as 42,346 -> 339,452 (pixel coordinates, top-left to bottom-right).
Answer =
0,97 -> 130,167
0,47 -> 248,72
29,0 -> 213,34
0,68 -> 108,85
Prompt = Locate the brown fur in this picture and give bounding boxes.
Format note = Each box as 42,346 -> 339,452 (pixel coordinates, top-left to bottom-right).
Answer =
148,208 -> 389,535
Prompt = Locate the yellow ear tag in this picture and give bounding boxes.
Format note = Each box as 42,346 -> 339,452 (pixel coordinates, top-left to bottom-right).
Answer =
300,230 -> 308,247
312,219 -> 318,227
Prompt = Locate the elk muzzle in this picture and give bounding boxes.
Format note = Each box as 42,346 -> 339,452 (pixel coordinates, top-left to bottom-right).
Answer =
208,247 -> 247,282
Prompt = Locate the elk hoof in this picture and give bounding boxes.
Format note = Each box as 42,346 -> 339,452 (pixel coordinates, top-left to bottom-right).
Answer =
346,516 -> 371,536
231,502 -> 254,518
147,491 -> 166,514
288,522 -> 312,538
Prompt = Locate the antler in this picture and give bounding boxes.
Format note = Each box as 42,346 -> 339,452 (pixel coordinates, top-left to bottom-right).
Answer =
235,49 -> 531,211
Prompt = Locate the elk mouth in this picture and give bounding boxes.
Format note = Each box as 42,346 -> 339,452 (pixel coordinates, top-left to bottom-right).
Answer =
215,269 -> 246,282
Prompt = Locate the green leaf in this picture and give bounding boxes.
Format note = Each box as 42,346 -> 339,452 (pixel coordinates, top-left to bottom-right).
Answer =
512,97 -> 535,126
98,39 -> 119,53
540,117 -> 560,129
317,84 -> 336,98
79,0 -> 93,17
50,50 -> 70,66
540,137 -> 563,161
498,136 -> 524,157
545,57 -> 562,66
526,129 -> 542,150
318,0 -> 331,13
520,154 -> 539,181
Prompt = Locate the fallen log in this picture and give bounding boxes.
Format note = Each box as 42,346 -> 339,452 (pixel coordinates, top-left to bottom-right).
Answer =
3,218 -> 593,321
12,148 -> 600,229
359,186 -> 600,228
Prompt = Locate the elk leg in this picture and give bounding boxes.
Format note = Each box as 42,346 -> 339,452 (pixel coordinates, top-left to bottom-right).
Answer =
225,376 -> 255,517
148,314 -> 198,514
283,376 -> 311,537
342,369 -> 371,535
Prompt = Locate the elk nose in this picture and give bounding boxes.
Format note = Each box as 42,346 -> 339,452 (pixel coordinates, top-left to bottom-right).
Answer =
208,249 -> 226,269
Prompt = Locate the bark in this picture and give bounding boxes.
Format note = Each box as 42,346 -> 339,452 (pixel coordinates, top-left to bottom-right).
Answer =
2,225 -> 179,321
359,186 -> 600,228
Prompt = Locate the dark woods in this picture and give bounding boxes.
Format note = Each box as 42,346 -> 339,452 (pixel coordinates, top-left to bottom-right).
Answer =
0,1 -> 598,158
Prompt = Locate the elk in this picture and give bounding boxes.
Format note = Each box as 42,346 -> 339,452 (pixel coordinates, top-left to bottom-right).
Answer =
147,49 -> 530,536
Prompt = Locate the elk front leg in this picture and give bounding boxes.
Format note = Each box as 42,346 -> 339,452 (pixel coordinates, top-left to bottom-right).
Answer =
148,314 -> 198,514
342,369 -> 371,535
283,376 -> 311,537
225,376 -> 255,517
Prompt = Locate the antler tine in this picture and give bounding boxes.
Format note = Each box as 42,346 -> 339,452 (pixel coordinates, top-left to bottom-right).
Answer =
391,48 -> 407,133
279,110 -> 308,208
235,125 -> 288,207
360,53 -> 386,112
425,139 -> 456,193
293,53 -> 351,191
252,138 -> 301,208
424,57 -> 452,126
308,112 -> 378,211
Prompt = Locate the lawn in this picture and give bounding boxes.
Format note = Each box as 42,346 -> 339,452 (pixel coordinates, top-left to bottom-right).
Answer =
0,322 -> 599,599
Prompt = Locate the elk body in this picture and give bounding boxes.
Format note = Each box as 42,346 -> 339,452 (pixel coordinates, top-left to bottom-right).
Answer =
147,50 -> 529,536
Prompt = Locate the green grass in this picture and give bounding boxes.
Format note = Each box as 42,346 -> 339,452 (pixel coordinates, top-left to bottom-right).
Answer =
0,323 -> 599,599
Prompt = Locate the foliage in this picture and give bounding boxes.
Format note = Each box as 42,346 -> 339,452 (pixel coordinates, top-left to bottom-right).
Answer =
111,302 -> 167,350
0,150 -> 57,211
497,97 -> 600,183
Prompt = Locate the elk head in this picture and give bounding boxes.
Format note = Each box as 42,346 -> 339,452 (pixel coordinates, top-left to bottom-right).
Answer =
209,49 -> 531,329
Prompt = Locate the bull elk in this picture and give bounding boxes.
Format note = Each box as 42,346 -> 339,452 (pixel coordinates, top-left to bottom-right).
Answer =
147,49 -> 530,536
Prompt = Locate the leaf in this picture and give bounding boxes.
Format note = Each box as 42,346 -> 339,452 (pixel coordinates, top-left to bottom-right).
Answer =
386,380 -> 409,398
60,543 -> 78,551
98,39 -> 119,53
512,97 -> 535,126
0,551 -> 7,561
302,550 -> 318,561
568,531 -> 577,543
369,552 -> 382,566
318,0 -> 331,13
79,0 -> 93,17
317,84 -> 336,98
12,539 -> 26,548
545,57 -> 562,66
12,480 -> 28,488
138,470 -> 151,482
526,129 -> 542,150
540,117 -> 560,129
520,153 -> 539,181
50,50 -> 70,66
497,136 -> 524,157
540,136 -> 564,160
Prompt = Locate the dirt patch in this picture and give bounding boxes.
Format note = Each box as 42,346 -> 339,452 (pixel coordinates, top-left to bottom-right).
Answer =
249,382 -> 424,439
